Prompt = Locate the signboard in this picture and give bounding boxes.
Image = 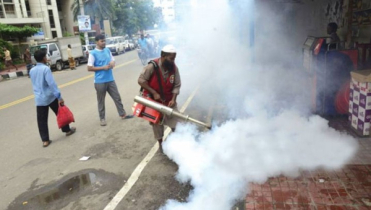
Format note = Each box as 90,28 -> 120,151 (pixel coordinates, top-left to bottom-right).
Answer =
78,15 -> 91,32
32,28 -> 45,40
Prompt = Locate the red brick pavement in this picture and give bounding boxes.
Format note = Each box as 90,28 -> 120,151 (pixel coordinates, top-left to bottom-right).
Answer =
245,117 -> 371,210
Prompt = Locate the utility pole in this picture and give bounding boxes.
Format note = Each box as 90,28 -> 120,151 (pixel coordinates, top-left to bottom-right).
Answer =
79,0 -> 90,45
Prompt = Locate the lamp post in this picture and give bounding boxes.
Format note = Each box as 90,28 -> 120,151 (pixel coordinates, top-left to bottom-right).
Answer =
79,0 -> 90,45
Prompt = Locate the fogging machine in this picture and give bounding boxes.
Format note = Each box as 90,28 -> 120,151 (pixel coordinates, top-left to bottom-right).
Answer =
133,96 -> 211,129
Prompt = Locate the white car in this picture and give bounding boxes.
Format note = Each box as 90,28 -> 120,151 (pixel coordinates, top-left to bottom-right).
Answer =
123,40 -> 135,51
106,36 -> 125,55
81,44 -> 96,63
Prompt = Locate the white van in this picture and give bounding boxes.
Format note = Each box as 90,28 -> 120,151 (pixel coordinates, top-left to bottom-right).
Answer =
105,36 -> 125,55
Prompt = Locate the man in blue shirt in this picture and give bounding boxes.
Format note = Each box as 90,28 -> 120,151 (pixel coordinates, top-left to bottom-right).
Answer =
30,49 -> 76,147
138,34 -> 148,53
88,34 -> 133,126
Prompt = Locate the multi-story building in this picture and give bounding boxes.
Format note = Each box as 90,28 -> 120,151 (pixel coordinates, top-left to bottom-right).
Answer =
0,0 -> 77,42
174,0 -> 192,22
154,0 -> 175,23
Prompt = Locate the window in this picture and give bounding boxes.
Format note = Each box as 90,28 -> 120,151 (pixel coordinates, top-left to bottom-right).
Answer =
4,5 -> 15,15
52,31 -> 57,38
0,6 -> 4,18
46,0 -> 52,5
48,10 -> 55,28
56,0 -> 62,11
3,0 -> 13,3
49,44 -> 57,54
25,0 -> 31,16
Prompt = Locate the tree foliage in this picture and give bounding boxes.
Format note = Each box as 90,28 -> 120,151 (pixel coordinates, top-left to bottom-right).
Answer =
71,0 -> 116,22
0,24 -> 39,58
113,0 -> 163,36
70,0 -> 162,37
0,23 -> 39,39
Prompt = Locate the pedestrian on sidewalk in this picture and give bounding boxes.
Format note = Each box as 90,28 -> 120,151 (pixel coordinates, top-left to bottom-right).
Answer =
30,48 -> 76,147
67,44 -> 76,70
24,48 -> 32,78
3,47 -> 18,72
138,45 -> 181,151
87,34 -> 133,126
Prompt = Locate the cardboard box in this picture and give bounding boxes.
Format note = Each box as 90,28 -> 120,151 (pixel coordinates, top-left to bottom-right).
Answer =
351,69 -> 371,83
349,70 -> 371,136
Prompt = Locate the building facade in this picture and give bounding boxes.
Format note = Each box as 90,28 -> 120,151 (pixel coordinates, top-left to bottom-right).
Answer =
154,0 -> 175,23
0,0 -> 77,42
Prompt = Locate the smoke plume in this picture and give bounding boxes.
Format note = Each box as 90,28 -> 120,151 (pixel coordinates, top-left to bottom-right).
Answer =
158,0 -> 358,209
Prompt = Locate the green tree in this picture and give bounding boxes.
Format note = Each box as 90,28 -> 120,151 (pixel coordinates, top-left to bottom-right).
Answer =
0,23 -> 39,57
113,0 -> 162,36
71,0 -> 116,23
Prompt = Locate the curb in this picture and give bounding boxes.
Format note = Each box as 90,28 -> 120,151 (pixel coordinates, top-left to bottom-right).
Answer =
1,70 -> 28,80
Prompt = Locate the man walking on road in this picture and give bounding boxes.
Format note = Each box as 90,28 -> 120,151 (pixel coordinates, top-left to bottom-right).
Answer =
88,34 -> 133,126
67,44 -> 76,70
30,49 -> 76,147
138,34 -> 149,54
3,47 -> 18,72
24,48 -> 32,77
138,45 -> 181,151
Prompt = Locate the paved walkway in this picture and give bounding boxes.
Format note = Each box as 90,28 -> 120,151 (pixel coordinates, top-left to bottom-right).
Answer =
0,64 -> 26,75
245,117 -> 371,210
0,64 -> 28,81
0,64 -> 28,80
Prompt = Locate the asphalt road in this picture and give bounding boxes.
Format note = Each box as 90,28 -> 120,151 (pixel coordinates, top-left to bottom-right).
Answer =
0,51 -> 200,210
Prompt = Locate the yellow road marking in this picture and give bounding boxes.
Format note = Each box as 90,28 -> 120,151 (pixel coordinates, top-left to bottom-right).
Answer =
0,59 -> 136,110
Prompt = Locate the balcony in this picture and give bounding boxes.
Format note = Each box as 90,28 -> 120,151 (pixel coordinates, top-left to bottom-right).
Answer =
6,13 -> 17,18
0,17 -> 44,24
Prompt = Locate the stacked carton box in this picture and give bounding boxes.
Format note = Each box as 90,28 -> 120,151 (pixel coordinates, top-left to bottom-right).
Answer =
349,70 -> 371,136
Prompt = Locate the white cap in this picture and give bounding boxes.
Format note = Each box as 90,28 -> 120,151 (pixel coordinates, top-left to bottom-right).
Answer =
162,45 -> 176,53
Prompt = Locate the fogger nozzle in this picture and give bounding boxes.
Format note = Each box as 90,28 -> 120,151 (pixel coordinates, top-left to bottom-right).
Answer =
134,96 -> 211,129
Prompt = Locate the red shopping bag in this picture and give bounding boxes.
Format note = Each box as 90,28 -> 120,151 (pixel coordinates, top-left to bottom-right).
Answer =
57,105 -> 75,129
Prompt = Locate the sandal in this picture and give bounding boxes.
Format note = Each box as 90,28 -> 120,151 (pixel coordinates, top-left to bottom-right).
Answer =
43,140 -> 52,147
66,127 -> 76,136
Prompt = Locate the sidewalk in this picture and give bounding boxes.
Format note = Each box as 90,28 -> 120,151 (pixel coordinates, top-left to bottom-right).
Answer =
245,117 -> 371,210
0,64 -> 28,81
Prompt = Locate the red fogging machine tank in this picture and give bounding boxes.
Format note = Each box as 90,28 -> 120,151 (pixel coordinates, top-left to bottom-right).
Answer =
133,97 -> 163,124
133,96 -> 212,129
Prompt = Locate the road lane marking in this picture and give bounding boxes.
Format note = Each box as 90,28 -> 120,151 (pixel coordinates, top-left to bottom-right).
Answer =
103,86 -> 200,210
0,60 -> 136,110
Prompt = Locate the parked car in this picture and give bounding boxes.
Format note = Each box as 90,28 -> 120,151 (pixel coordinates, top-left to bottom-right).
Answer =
81,44 -> 96,63
122,40 -> 135,51
105,36 -> 125,55
128,39 -> 136,49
